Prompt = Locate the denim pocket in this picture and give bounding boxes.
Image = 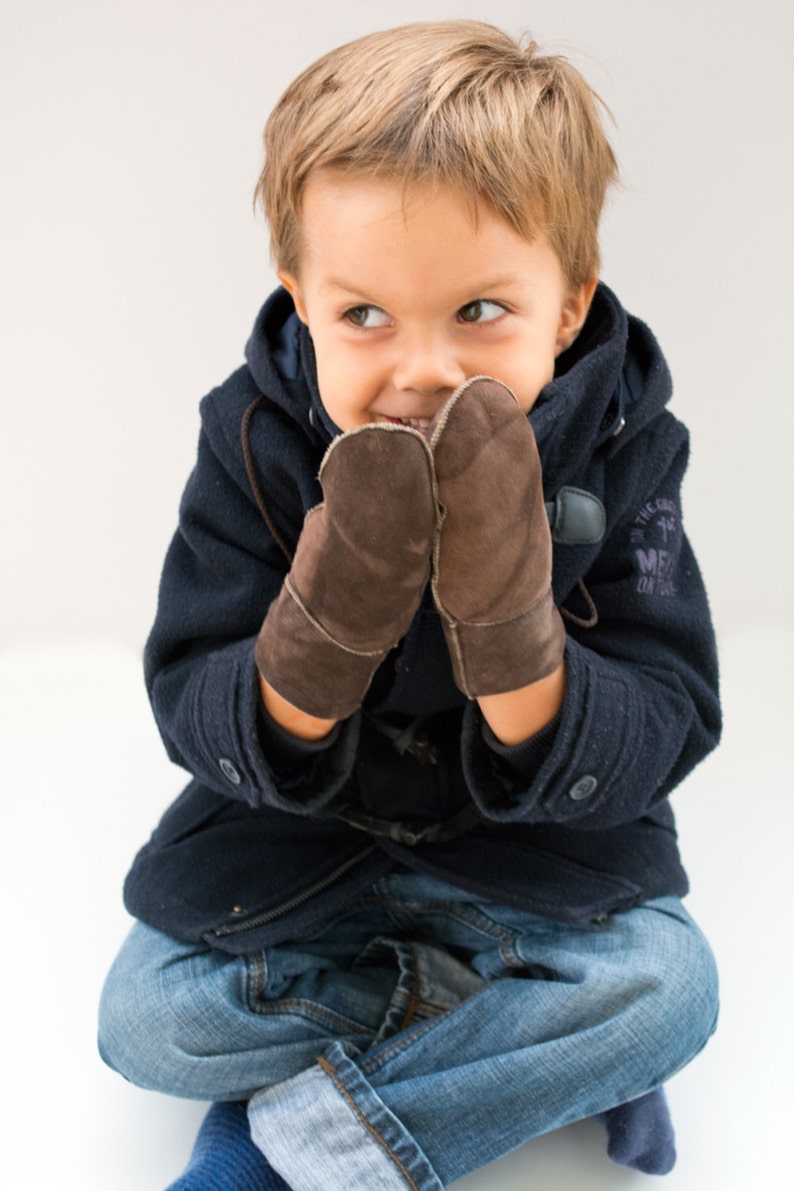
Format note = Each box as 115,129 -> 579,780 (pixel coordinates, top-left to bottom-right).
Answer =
245,943 -> 398,1039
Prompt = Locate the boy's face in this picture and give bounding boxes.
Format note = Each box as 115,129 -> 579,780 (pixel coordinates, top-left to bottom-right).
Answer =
279,171 -> 596,434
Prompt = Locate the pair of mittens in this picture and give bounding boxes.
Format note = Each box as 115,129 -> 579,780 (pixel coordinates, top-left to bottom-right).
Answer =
256,377 -> 562,720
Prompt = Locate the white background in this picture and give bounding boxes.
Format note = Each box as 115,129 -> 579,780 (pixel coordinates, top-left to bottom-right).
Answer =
1,1 -> 793,1187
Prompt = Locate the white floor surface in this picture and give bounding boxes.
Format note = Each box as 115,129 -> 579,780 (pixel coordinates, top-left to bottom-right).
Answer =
1,625 -> 791,1189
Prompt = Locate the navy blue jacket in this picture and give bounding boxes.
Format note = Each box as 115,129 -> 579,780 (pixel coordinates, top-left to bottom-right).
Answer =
124,284 -> 721,955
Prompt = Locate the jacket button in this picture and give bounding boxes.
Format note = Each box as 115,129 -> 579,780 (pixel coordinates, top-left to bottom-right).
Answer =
569,774 -> 598,801
219,757 -> 242,785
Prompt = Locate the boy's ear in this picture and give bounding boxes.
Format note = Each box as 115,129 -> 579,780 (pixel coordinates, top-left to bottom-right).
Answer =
277,271 -> 309,324
555,276 -> 598,356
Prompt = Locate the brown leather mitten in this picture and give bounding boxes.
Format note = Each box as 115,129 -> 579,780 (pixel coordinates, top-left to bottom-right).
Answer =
256,423 -> 436,720
429,376 -> 565,698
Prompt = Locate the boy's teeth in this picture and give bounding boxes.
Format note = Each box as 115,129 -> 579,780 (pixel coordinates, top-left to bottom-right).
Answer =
380,415 -> 433,435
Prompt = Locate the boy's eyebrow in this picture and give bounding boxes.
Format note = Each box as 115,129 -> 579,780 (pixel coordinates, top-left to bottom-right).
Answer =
320,278 -> 365,296
461,273 -> 540,296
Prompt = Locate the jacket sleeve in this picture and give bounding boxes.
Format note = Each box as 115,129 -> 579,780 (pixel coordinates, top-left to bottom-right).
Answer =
144,386 -> 360,814
462,415 -> 722,828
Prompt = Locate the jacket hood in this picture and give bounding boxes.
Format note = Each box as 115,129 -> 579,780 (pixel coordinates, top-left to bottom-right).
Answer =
530,283 -> 673,488
245,287 -> 337,448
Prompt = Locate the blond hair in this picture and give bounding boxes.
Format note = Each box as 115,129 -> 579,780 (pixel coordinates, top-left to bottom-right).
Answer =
255,21 -> 618,288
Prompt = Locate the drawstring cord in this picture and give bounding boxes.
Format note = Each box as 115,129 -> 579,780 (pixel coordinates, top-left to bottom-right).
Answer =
560,579 -> 599,628
241,395 -> 295,566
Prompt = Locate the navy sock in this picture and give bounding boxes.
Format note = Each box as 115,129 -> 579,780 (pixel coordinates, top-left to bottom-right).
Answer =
600,1088 -> 677,1176
165,1101 -> 291,1191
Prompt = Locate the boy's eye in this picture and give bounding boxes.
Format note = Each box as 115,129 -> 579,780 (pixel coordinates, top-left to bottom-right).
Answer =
344,305 -> 391,328
458,300 -> 505,324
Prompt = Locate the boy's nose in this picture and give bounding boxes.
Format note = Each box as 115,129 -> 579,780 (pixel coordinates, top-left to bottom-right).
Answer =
392,335 -> 466,397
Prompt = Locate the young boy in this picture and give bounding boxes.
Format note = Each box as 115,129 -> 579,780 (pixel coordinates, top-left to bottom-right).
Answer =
99,21 -> 720,1190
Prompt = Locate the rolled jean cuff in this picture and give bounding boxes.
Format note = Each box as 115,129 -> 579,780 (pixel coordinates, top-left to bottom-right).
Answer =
248,1040 -> 444,1191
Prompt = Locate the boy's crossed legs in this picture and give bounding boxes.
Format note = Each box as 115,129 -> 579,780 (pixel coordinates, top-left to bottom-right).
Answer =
99,872 -> 718,1190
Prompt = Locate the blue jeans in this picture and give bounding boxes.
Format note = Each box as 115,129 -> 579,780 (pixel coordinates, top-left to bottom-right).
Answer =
99,872 -> 718,1190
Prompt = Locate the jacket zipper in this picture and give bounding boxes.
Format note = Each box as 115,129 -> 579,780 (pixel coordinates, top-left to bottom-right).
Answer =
209,844 -> 378,939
